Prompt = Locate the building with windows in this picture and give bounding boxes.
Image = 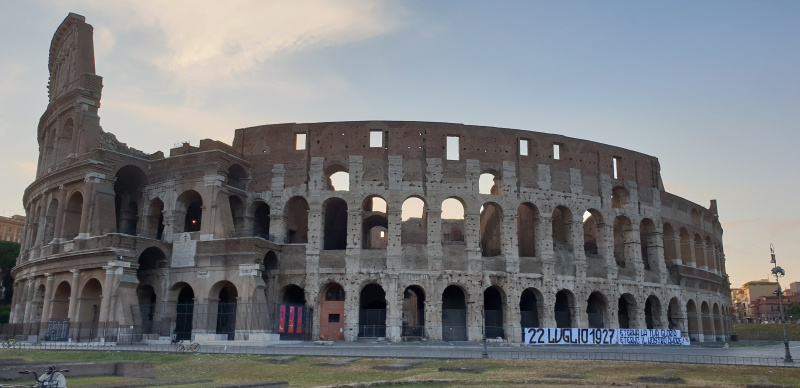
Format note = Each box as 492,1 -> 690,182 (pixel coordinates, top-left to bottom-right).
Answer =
8,13 -> 732,343
0,215 -> 25,244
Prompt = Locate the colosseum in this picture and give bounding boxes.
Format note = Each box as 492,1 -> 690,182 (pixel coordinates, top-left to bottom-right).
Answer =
8,13 -> 732,345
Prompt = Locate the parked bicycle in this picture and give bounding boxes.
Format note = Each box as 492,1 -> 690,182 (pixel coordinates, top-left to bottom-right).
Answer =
2,338 -> 23,349
0,366 -> 69,388
174,340 -> 200,354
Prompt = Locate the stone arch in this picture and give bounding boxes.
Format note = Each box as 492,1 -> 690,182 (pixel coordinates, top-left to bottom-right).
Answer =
520,288 -> 543,335
77,278 -> 102,324
285,196 -> 309,244
282,284 -> 306,305
517,203 -> 538,257
402,285 -> 426,338
43,198 -> 59,244
248,200 -> 271,239
713,303 -> 723,339
362,195 -> 388,249
359,283 -> 387,338
442,197 -> 466,244
686,299 -> 700,341
171,282 -> 195,341
323,197 -> 348,250
583,209 -> 606,257
62,191 -> 83,240
326,164 -> 349,191
210,281 -> 238,340
442,284 -> 468,341
587,291 -> 608,328
484,285 -> 505,339
613,216 -> 633,268
227,164 -> 247,190
618,293 -> 637,329
611,186 -> 630,209
401,196 -> 427,245
50,280 -> 71,319
640,218 -> 656,271
644,295 -> 662,329
555,289 -> 575,328
176,190 -> 203,233
115,165 -> 148,235
480,202 -> 503,257
478,170 -> 502,195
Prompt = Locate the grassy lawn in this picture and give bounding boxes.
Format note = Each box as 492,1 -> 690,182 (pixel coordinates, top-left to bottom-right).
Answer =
1,349 -> 799,387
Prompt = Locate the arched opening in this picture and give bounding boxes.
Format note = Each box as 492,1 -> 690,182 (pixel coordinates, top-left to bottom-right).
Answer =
663,223 -> 676,265
520,289 -> 541,337
262,251 -> 279,301
694,234 -> 706,268
327,167 -> 350,191
51,281 -> 71,319
137,285 -> 157,334
401,197 -> 427,245
115,165 -> 147,235
402,285 -> 425,338
323,198 -> 348,250
479,172 -> 502,195
279,285 -> 307,340
713,303 -> 723,339
645,295 -> 662,329
552,206 -> 575,274
680,228 -> 692,266
442,285 -> 467,341
227,164 -> 247,191
176,190 -> 203,233
484,286 -> 505,339
613,216 -> 633,268
583,209 -> 605,257
701,301 -> 713,341
283,285 -> 305,305
686,299 -> 699,341
611,186 -> 630,209
441,198 -> 465,244
586,292 -> 607,328
618,293 -> 637,329
62,192 -> 83,240
359,284 -> 387,338
640,219 -> 656,271
517,203 -> 538,257
668,297 -> 682,331
77,279 -> 102,339
362,196 -> 388,249
145,198 -> 165,240
705,236 -> 716,271
480,203 -> 503,257
228,196 -> 245,234
285,196 -> 309,243
554,290 -> 574,328
252,202 -> 271,239
174,284 -> 195,341
319,283 -> 345,341
43,199 -> 59,244
214,282 -> 238,340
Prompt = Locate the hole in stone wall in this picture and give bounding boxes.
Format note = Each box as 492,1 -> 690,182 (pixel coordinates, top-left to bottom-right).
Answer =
363,196 -> 388,249
442,198 -> 465,244
370,130 -> 383,148
519,139 -> 529,156
401,197 -> 427,245
553,144 -> 561,160
479,172 -> 502,195
446,136 -> 459,161
328,171 -> 350,191
285,196 -> 309,244
517,203 -> 538,257
480,203 -> 503,257
295,133 -> 306,150
323,198 -> 348,250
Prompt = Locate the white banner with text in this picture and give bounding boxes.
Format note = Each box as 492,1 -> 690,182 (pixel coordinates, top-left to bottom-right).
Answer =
523,328 -> 690,346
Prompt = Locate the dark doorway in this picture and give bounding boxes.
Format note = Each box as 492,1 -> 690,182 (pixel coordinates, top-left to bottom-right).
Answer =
442,286 -> 467,341
175,286 -> 195,340
359,284 -> 387,337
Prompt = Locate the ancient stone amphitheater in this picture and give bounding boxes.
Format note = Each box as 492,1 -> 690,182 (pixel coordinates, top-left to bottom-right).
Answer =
8,13 -> 731,344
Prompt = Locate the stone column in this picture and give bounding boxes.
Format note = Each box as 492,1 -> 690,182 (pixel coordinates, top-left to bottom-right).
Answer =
52,187 -> 68,242
570,212 -> 586,279
573,293 -> 588,328
40,274 -> 55,324
426,208 -> 443,271
465,212 -> 482,274
506,288 -> 522,343
343,284 -> 359,341
467,285 -> 484,342
67,269 -> 81,322
666,235 -> 682,265
539,291 -> 557,328
503,214 -> 519,274
99,266 -> 117,323
627,223 -> 644,282
683,239 -> 696,267
345,209 -> 361,273
386,209 -> 402,271
652,228 -> 668,283
269,214 -> 286,243
706,245 -> 717,273
536,214 -> 554,278
425,300 -> 443,341
385,276 -> 401,341
598,222 -> 618,278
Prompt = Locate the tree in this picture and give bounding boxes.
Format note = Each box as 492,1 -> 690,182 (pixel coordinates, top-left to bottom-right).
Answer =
0,241 -> 20,304
787,302 -> 800,319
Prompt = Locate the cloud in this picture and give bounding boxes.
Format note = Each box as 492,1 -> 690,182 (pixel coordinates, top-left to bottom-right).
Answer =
80,0 -> 406,87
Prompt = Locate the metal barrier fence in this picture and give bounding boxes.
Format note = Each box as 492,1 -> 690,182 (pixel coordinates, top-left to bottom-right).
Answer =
1,342 -> 797,368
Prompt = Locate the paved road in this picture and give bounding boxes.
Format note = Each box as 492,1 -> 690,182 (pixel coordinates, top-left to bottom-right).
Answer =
16,340 -> 800,367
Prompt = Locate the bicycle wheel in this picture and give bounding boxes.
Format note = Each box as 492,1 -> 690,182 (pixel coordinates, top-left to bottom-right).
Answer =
175,344 -> 186,354
13,340 -> 23,349
189,343 -> 200,353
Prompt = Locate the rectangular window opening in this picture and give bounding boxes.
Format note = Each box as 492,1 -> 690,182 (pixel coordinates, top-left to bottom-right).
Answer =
328,314 -> 340,323
553,144 -> 561,160
446,136 -> 459,161
295,133 -> 307,150
613,156 -> 620,179
369,130 -> 383,148
519,139 -> 529,156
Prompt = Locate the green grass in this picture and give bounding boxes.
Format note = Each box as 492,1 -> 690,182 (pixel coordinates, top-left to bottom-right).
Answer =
1,350 -> 799,387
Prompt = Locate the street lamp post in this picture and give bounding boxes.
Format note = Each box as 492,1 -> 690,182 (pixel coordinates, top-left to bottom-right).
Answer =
770,243 -> 793,363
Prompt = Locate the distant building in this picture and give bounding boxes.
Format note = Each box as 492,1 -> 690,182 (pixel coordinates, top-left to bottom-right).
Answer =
732,279 -> 800,323
0,215 -> 25,244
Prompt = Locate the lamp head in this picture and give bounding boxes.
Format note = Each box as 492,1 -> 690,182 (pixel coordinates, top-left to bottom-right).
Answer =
770,243 -> 776,263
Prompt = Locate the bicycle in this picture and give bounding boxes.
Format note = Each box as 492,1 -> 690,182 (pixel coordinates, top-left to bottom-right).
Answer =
2,338 -> 23,349
174,340 -> 200,354
0,366 -> 69,388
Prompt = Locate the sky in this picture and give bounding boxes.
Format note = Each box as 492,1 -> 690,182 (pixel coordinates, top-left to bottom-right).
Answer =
0,1 -> 798,288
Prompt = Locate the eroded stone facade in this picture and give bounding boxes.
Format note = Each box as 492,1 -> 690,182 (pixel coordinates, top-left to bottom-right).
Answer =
9,14 -> 732,343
